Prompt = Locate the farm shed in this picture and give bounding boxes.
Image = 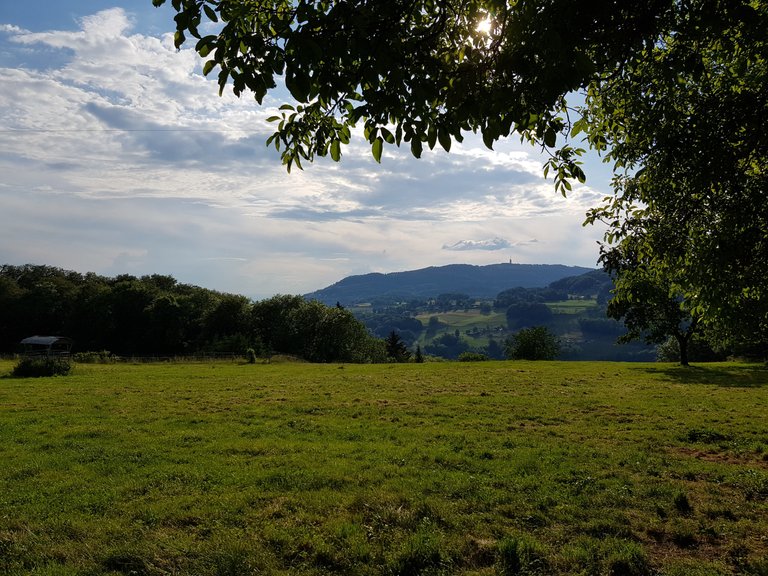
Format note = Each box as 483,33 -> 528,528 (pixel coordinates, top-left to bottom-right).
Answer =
20,336 -> 73,358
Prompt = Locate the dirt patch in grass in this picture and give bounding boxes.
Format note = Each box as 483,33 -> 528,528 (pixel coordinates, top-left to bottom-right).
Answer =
673,447 -> 768,469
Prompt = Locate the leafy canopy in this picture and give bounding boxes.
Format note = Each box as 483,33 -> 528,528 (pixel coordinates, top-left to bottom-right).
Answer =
505,326 -> 560,361
153,0 -> 669,189
583,0 -> 768,348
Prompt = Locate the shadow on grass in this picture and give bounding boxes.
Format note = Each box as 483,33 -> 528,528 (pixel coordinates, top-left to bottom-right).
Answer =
640,363 -> 768,388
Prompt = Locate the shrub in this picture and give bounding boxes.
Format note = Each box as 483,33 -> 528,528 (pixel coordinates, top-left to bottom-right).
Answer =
12,357 -> 72,378
458,351 -> 489,362
246,348 -> 257,364
73,350 -> 114,363
656,336 -> 725,363
505,327 -> 561,360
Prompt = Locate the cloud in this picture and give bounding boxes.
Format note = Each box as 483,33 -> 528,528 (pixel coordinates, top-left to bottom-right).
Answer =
442,237 -> 541,251
443,237 -> 512,251
0,6 -> 610,297
0,24 -> 29,34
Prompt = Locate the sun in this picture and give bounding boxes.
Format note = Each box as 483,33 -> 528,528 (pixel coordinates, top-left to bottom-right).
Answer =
476,17 -> 493,35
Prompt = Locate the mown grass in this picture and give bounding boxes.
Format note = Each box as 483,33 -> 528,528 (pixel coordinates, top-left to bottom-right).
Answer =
1,360 -> 767,575
546,300 -> 599,315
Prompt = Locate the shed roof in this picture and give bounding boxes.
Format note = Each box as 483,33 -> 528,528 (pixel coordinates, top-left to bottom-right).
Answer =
20,336 -> 73,346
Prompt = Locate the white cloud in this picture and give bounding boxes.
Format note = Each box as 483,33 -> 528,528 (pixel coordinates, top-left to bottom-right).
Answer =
0,6 -> 609,297
1,24 -> 29,34
443,237 -> 513,251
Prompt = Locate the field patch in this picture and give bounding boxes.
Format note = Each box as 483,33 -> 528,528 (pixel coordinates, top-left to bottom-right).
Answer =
1,360 -> 766,575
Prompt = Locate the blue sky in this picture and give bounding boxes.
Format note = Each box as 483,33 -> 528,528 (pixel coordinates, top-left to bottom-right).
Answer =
0,2 -> 610,299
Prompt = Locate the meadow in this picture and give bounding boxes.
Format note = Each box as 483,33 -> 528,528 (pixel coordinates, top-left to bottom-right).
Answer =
0,359 -> 766,575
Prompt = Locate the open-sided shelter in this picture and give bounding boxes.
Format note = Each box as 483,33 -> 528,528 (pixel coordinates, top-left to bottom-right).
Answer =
20,336 -> 73,358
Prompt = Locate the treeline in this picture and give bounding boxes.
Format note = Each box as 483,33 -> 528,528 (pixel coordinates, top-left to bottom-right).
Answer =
0,265 -> 385,362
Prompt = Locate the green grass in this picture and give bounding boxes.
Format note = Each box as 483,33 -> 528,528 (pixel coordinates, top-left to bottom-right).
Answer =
1,360 -> 767,575
416,311 -> 508,347
416,311 -> 507,327
546,299 -> 599,314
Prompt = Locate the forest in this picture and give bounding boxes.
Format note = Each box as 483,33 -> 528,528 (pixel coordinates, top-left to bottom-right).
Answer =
0,264 -> 382,363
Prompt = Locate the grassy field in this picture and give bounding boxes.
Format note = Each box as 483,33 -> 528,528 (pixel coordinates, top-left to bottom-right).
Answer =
1,359 -> 766,575
415,311 -> 508,348
545,300 -> 600,315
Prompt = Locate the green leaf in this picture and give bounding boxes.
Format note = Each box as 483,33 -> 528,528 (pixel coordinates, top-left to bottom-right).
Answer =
174,30 -> 185,49
372,137 -> 383,163
482,131 -> 494,150
202,60 -> 216,76
570,118 -> 586,138
437,129 -> 451,152
544,128 -> 557,148
203,4 -> 218,23
427,125 -> 437,150
330,140 -> 341,162
286,74 -> 310,103
411,138 -> 423,159
266,116 -> 281,123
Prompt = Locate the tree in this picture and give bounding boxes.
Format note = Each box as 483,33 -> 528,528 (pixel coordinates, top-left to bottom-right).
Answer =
384,330 -> 410,363
157,1 -> 767,338
601,242 -> 699,366
424,332 -> 469,360
251,294 -> 306,354
414,344 -> 424,363
505,327 -> 560,361
486,338 -> 505,360
292,300 -> 377,362
505,301 -> 553,330
581,1 -> 768,351
425,315 -> 443,338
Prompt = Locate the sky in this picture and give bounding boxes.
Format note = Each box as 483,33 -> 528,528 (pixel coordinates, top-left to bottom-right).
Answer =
0,2 -> 612,300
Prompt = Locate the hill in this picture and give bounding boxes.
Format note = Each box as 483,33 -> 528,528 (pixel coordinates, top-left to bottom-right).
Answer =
548,268 -> 614,300
306,263 -> 595,305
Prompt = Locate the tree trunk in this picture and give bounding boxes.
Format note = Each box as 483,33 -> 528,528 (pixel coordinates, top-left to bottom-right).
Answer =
677,334 -> 690,366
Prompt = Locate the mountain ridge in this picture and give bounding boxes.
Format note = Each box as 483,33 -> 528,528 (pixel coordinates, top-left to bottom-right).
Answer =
306,263 -> 596,305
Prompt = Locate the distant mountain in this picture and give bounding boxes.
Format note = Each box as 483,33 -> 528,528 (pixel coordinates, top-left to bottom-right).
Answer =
306,263 -> 596,305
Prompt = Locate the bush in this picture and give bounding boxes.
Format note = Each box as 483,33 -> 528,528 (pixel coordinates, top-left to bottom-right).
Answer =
505,327 -> 561,360
12,357 -> 72,378
458,351 -> 489,362
73,350 -> 114,363
656,336 -> 725,363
